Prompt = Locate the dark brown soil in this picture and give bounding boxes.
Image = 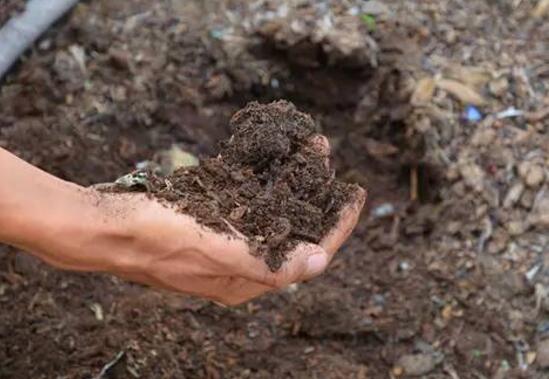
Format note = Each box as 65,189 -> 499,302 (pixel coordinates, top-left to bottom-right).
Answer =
128,101 -> 357,271
1,1 -> 548,378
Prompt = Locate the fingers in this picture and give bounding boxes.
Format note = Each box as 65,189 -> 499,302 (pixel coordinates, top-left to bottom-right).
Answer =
215,278 -> 274,306
320,186 -> 366,257
238,242 -> 329,288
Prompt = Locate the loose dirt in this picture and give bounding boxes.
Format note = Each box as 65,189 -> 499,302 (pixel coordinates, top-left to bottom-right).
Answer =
116,101 -> 358,271
1,0 -> 548,378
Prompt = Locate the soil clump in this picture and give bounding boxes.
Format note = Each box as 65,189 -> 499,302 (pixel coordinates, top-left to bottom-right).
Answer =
120,101 -> 358,271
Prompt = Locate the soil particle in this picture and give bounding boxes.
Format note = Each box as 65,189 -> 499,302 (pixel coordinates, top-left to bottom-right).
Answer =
537,339 -> 549,368
119,101 -> 359,271
395,353 -> 440,376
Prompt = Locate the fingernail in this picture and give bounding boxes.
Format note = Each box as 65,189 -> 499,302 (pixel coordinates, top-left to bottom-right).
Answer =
305,254 -> 328,278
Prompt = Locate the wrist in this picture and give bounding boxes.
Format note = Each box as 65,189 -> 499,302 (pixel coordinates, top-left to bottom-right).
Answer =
21,185 -> 138,272
0,148 -> 141,273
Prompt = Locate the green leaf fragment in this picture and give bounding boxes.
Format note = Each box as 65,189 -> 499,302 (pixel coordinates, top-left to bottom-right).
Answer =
361,14 -> 377,31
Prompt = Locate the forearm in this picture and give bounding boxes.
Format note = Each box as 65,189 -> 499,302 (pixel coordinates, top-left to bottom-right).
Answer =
0,148 -> 128,271
0,148 -> 69,243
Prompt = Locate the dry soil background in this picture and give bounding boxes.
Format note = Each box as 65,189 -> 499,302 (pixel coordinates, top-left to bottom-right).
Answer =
0,1 -> 548,378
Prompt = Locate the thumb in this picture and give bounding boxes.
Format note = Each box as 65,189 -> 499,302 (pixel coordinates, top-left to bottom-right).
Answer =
256,243 -> 329,288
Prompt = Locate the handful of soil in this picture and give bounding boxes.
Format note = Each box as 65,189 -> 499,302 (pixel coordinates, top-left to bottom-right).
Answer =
119,101 -> 360,271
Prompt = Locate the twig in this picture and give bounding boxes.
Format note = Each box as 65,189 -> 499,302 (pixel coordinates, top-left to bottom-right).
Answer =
443,363 -> 461,379
410,165 -> 418,201
221,218 -> 245,238
476,217 -> 493,253
93,351 -> 125,379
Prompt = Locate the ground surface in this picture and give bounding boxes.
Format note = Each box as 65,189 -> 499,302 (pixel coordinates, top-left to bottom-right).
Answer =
0,0 -> 548,378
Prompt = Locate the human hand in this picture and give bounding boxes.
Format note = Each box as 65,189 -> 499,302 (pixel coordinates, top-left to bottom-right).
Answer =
90,136 -> 365,305
5,138 -> 365,306
97,186 -> 364,306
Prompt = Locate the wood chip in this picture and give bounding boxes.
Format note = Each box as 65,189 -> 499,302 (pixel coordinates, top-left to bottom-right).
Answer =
411,77 -> 436,105
532,0 -> 549,18
444,64 -> 491,90
526,107 -> 549,122
437,79 -> 487,106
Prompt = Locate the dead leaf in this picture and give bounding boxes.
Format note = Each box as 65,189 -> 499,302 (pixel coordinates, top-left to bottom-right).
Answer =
68,44 -> 86,74
444,64 -> 491,90
229,206 -> 248,221
532,0 -> 549,18
157,145 -> 199,175
437,79 -> 487,106
411,77 -> 436,106
526,107 -> 549,122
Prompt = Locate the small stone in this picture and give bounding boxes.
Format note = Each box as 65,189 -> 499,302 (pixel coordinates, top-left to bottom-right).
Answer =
443,27 -> 457,44
518,162 -> 545,188
396,353 -> 440,376
459,162 -> 485,192
505,220 -> 529,236
392,366 -> 404,376
530,197 -> 549,228
520,189 -> 535,209
489,77 -> 509,97
503,182 -> 524,208
472,128 -> 496,147
415,116 -> 432,133
526,166 -> 545,188
54,50 -> 85,85
518,162 -> 531,178
446,221 -> 462,235
537,339 -> 549,368
486,228 -> 509,254
442,305 -> 453,320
